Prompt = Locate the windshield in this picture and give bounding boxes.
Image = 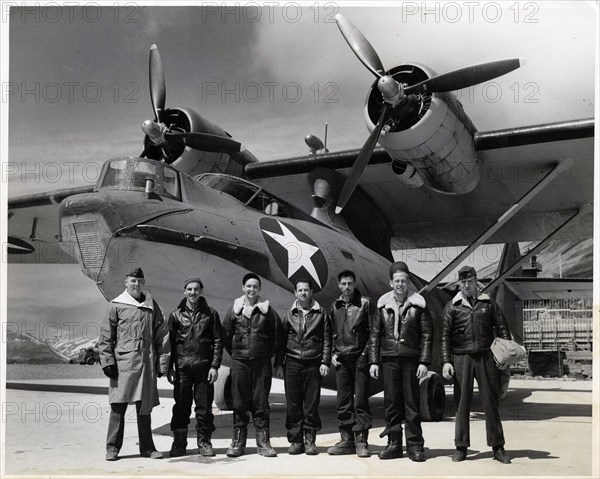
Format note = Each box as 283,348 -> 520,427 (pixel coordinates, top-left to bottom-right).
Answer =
98,158 -> 180,200
195,173 -> 321,224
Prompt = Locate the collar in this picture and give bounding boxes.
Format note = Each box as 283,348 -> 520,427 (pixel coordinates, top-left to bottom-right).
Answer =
335,289 -> 362,308
291,299 -> 321,313
452,291 -> 491,307
112,290 -> 154,310
178,296 -> 207,312
233,295 -> 270,316
377,290 -> 426,310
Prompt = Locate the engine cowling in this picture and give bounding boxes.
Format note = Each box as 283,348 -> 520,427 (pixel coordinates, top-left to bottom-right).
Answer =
364,64 -> 480,195
143,106 -> 250,177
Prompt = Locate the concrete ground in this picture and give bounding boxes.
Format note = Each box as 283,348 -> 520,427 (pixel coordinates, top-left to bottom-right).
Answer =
2,377 -> 595,477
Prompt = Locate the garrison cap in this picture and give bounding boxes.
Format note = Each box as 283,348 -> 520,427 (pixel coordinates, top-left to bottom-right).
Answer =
458,265 -> 477,280
389,261 -> 410,278
184,277 -> 204,289
125,267 -> 144,279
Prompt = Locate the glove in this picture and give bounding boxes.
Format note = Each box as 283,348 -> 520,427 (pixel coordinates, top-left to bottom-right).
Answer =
103,365 -> 118,379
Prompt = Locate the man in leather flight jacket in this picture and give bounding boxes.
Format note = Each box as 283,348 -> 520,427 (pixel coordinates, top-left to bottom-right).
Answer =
167,277 -> 223,458
327,270 -> 375,458
275,278 -> 332,455
369,261 -> 432,462
221,272 -> 282,458
441,266 -> 512,464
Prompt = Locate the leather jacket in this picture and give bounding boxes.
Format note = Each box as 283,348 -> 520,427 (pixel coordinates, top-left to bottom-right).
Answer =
369,291 -> 433,365
330,289 -> 374,360
441,292 -> 511,364
276,300 -> 332,367
222,296 -> 281,360
168,297 -> 223,371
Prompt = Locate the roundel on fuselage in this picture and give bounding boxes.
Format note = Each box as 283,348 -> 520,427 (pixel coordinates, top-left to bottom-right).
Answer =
259,217 -> 328,292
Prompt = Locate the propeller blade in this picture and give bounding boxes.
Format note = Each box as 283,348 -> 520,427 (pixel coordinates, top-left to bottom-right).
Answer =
164,131 -> 244,154
335,104 -> 390,214
335,14 -> 385,78
405,58 -> 522,94
149,44 -> 166,122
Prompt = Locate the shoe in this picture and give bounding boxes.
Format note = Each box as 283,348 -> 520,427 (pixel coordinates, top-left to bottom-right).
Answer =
288,442 -> 304,455
198,441 -> 215,457
256,429 -> 277,457
378,433 -> 402,460
170,428 -> 188,457
493,447 -> 512,464
452,448 -> 467,462
141,450 -> 163,459
327,429 -> 355,455
304,430 -> 318,456
354,431 -> 370,458
408,449 -> 425,462
226,428 -> 247,457
105,451 -> 119,461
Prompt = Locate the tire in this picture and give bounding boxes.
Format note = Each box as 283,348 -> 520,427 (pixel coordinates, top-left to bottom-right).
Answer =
214,365 -> 233,411
419,371 -> 446,422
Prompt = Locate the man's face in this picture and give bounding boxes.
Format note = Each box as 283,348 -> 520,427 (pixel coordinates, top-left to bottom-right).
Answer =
184,282 -> 203,305
338,276 -> 355,298
125,276 -> 144,299
295,282 -> 312,304
459,276 -> 478,298
242,278 -> 261,299
390,271 -> 410,298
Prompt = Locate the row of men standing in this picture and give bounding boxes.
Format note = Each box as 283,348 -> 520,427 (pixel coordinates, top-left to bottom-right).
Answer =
98,261 -> 512,464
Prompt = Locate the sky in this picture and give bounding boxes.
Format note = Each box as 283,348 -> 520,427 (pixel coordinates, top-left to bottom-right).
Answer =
1,1 -> 598,337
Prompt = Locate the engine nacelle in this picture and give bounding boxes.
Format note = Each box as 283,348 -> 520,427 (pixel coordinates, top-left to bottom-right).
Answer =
364,64 -> 480,195
143,106 -> 252,177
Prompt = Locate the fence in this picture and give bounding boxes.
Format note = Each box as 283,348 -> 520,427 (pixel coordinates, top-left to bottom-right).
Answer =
522,298 -> 593,352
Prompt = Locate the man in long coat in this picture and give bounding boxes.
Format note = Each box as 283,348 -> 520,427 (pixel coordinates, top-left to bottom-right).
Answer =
98,267 -> 171,461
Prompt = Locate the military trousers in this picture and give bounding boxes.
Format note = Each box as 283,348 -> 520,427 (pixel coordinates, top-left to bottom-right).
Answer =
453,350 -> 505,448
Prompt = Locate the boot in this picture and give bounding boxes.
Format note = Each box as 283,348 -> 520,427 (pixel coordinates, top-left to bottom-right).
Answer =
327,428 -> 356,455
256,429 -> 277,457
378,432 -> 403,460
354,431 -> 370,458
197,432 -> 215,457
304,430 -> 318,456
226,428 -> 247,457
169,428 -> 188,457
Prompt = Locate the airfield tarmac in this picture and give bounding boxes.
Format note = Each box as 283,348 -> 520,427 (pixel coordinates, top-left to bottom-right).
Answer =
2,365 -> 596,478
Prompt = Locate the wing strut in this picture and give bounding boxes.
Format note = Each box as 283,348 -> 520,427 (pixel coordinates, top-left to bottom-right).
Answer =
482,204 -> 591,294
419,158 -> 574,295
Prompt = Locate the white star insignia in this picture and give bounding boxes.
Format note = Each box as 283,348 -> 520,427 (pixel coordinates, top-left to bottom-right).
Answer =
262,220 -> 322,288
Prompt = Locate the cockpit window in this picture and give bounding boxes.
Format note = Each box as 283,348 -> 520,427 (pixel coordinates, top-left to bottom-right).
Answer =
196,173 -> 321,225
98,158 -> 180,201
197,175 -> 258,205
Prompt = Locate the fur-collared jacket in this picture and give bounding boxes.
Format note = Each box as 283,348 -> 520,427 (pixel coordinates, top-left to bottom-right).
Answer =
168,296 -> 223,371
441,291 -> 511,364
368,291 -> 433,365
222,295 -> 282,360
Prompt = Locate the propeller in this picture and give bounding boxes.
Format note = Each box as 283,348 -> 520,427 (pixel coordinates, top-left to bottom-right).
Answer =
404,59 -> 522,94
141,44 -> 245,160
335,104 -> 389,214
333,13 -> 522,213
149,44 -> 166,123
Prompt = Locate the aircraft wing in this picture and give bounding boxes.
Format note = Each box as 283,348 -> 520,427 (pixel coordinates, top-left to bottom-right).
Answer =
7,185 -> 94,263
247,118 -> 594,249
